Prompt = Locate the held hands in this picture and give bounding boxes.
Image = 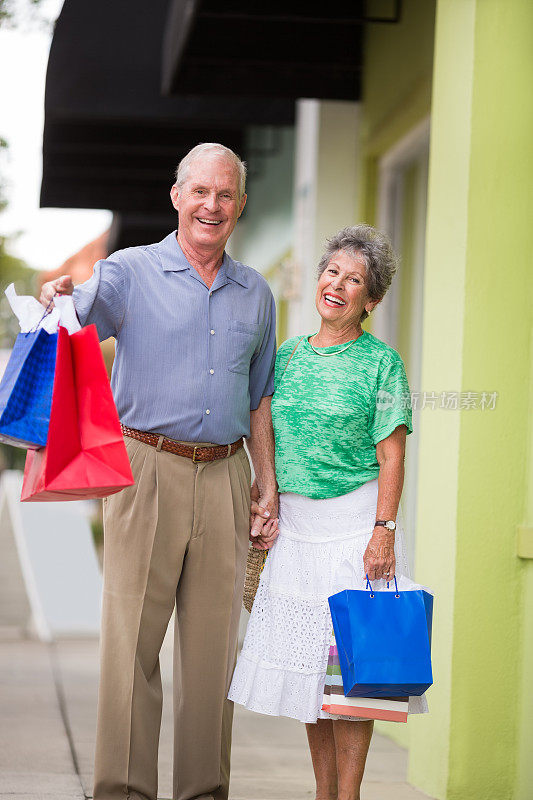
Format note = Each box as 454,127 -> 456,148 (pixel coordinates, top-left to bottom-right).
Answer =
39,275 -> 74,307
363,528 -> 396,582
249,479 -> 279,550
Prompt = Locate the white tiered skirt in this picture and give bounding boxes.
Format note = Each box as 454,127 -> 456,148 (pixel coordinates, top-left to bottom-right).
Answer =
228,479 -> 429,723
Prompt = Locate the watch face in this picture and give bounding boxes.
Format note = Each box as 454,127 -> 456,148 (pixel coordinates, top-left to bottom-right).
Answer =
385,521 -> 396,531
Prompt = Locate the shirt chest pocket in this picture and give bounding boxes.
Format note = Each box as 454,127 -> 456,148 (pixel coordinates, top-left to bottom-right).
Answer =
226,320 -> 260,375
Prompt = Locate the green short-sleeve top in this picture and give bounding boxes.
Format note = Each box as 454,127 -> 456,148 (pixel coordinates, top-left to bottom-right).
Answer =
271,331 -> 412,499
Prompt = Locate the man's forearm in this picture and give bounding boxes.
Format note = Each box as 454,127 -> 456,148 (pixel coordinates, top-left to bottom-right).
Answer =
247,395 -> 277,514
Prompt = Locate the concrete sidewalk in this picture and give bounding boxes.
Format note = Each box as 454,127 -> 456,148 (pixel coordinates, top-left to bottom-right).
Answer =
0,635 -> 432,800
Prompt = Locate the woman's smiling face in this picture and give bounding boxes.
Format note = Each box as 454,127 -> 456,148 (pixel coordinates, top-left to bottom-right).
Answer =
315,249 -> 378,327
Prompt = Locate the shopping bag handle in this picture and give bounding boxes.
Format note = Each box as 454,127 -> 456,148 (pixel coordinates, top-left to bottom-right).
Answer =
26,294 -> 56,336
365,574 -> 400,598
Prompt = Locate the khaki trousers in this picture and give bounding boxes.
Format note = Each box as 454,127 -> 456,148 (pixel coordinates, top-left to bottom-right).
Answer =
93,437 -> 251,800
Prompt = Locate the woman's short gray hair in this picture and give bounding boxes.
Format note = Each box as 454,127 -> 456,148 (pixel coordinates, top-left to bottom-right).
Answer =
175,143 -> 247,198
317,225 -> 398,321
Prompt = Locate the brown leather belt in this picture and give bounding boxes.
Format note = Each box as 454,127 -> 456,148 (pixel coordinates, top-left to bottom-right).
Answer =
120,424 -> 244,463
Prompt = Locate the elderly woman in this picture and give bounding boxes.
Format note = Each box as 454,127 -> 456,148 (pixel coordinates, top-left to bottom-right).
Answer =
229,225 -> 427,800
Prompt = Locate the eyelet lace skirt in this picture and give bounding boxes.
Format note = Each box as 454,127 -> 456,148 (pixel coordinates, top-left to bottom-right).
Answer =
228,479 -> 429,723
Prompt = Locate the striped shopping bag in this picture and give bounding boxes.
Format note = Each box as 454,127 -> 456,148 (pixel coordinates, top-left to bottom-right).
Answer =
321,631 -> 409,723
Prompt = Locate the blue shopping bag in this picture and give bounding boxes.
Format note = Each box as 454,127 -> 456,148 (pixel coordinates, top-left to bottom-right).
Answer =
0,328 -> 58,448
328,576 -> 433,698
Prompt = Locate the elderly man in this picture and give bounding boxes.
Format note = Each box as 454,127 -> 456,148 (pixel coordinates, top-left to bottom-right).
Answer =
40,143 -> 278,800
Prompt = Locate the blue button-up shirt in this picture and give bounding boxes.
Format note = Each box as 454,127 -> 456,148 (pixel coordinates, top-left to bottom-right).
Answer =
72,231 -> 276,444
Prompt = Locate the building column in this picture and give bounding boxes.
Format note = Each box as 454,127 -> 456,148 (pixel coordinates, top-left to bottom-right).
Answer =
410,1 -> 533,798
289,100 -> 359,337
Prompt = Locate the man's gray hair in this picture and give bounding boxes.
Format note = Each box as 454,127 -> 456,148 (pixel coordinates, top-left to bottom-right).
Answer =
317,225 -> 398,321
174,143 -> 247,198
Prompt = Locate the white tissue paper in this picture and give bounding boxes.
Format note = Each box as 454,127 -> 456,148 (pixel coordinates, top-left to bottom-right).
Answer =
332,559 -> 433,596
5,284 -> 81,335
53,294 -> 81,334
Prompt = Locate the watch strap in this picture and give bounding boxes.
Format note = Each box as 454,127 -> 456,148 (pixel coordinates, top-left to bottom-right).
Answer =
374,519 -> 396,531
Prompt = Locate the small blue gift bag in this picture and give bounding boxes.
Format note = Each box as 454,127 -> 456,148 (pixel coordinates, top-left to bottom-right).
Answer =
0,285 -> 60,449
328,576 -> 433,698
0,327 -> 58,448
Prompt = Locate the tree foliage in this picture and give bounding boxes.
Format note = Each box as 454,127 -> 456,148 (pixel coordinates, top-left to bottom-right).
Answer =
0,136 -> 8,214
0,0 -> 47,469
0,0 -> 48,30
0,137 -> 37,346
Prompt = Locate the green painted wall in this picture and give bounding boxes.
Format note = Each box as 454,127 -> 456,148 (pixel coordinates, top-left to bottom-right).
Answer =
516,326 -> 533,798
408,2 -> 475,790
448,1 -> 533,797
396,163 -> 418,376
358,0 -> 436,223
411,1 -> 533,798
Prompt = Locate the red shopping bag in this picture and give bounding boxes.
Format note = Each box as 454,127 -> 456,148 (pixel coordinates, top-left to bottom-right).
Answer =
21,324 -> 134,501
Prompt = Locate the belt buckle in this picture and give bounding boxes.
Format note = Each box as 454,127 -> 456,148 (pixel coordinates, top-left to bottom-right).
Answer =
192,445 -> 201,463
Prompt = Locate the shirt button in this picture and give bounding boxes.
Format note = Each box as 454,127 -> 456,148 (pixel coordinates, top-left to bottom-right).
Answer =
205,409 -> 210,415
210,329 -> 215,335
209,369 -> 214,375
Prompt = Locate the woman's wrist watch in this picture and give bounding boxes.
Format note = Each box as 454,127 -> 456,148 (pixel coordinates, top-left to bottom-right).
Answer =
374,519 -> 396,532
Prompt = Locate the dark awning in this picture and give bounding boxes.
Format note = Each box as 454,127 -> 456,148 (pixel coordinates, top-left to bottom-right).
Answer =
42,118 -> 245,214
107,212 -> 179,252
162,1 -> 366,100
41,0 -> 294,213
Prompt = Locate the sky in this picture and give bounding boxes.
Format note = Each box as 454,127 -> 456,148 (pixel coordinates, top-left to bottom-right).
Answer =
0,0 -> 111,272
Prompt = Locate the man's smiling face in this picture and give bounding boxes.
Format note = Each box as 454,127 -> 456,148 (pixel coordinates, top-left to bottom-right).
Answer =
170,155 -> 246,255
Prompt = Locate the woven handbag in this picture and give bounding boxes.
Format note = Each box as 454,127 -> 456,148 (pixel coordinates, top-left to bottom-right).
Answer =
242,336 -> 304,613
243,548 -> 268,612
